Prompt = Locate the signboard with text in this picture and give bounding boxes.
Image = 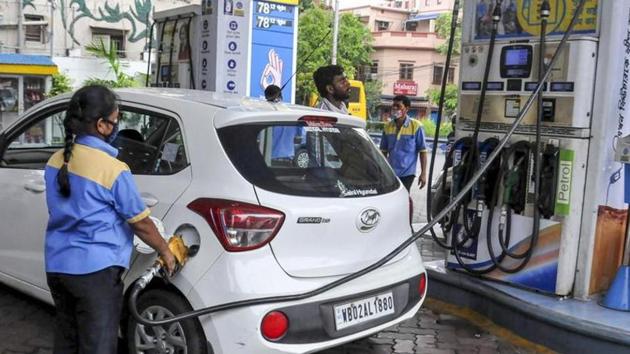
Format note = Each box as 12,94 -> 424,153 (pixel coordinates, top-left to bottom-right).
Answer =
249,0 -> 298,103
196,0 -> 250,95
393,81 -> 418,96
217,0 -> 250,95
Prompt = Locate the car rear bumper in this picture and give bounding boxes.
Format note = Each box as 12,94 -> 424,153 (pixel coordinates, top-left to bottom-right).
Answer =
190,244 -> 426,354
269,274 -> 424,344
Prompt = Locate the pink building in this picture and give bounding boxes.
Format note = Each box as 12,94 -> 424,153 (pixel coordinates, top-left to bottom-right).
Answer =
342,0 -> 458,121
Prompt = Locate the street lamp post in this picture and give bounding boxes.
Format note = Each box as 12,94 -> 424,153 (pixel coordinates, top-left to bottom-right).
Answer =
331,0 -> 339,65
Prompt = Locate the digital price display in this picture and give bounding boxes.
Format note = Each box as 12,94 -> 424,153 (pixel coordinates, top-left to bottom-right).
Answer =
505,48 -> 530,66
486,82 -> 504,91
500,45 -> 533,79
462,81 -> 481,90
525,82 -> 548,91
550,82 -> 575,92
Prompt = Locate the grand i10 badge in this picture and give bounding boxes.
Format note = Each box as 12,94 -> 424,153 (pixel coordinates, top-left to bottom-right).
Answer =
357,208 -> 380,232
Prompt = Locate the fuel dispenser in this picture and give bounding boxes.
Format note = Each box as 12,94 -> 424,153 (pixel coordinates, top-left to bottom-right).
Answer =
147,1 -> 300,102
437,0 -> 620,296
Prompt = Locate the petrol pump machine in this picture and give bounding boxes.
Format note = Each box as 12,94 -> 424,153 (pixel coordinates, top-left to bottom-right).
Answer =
446,0 -> 630,299
148,1 -> 299,103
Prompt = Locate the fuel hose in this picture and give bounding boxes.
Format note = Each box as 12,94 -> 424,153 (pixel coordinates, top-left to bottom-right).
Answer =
426,0 -> 461,250
450,0 -> 502,274
485,0 -> 551,274
129,0 -> 588,326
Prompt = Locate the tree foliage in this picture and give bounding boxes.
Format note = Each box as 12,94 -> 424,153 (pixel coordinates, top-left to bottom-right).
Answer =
421,118 -> 453,139
49,72 -> 73,97
435,11 -> 461,56
426,84 -> 459,119
299,0 -> 314,12
296,6 -> 373,104
83,39 -> 139,88
364,79 -> 383,120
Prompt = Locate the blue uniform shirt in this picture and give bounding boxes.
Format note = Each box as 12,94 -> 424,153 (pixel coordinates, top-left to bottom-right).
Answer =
271,126 -> 305,159
44,135 -> 150,274
380,116 -> 427,177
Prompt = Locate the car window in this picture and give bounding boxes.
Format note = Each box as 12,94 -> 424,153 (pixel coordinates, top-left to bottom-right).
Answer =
218,122 -> 399,198
348,86 -> 360,103
1,110 -> 66,169
114,108 -> 188,175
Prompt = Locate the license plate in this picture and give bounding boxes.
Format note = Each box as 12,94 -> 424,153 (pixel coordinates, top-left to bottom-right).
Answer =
333,292 -> 395,331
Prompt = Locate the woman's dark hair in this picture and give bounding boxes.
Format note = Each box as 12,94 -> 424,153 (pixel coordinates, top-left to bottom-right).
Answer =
57,85 -> 118,197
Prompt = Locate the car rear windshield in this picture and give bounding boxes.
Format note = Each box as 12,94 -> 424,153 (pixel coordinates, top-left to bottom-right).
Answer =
218,122 -> 400,197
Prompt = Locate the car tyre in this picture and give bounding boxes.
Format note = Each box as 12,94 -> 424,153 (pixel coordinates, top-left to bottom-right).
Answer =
293,148 -> 309,168
127,289 -> 208,354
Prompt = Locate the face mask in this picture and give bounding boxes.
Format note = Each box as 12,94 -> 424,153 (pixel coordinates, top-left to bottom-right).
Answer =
391,110 -> 404,120
105,122 -> 119,144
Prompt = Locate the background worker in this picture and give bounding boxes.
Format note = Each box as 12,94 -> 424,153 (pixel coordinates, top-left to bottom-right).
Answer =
313,64 -> 351,114
380,94 -> 428,192
44,85 -> 176,354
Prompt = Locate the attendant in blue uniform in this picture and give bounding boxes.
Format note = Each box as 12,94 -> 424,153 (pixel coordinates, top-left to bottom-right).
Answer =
380,95 -> 428,192
44,85 -> 176,354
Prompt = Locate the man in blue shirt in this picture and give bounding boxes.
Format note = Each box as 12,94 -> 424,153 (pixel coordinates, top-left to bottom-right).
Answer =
380,95 -> 428,192
44,85 -> 176,354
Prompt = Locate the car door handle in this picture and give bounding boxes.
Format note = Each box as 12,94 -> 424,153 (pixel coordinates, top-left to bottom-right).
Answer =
24,181 -> 46,193
141,193 -> 159,207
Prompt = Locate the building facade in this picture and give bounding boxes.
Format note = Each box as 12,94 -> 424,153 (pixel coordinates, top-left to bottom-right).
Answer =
0,0 -> 189,127
343,0 -> 458,121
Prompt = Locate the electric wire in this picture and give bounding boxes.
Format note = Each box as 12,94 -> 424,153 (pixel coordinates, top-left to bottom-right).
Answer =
129,0 -> 588,326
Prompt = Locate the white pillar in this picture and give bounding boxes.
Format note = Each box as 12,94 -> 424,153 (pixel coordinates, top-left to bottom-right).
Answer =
331,0 -> 339,65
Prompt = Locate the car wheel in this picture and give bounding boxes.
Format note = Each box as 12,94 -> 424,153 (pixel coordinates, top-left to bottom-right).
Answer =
127,289 -> 208,354
293,148 -> 309,168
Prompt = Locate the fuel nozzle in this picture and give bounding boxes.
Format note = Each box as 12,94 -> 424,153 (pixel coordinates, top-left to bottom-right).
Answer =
492,0 -> 503,24
540,0 -> 551,20
476,199 -> 485,218
136,235 -> 199,290
499,205 -> 508,232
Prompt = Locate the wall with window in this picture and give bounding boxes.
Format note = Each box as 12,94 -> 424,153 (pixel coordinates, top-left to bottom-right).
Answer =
343,6 -> 411,33
0,0 -> 189,60
418,0 -> 455,13
371,48 -> 456,98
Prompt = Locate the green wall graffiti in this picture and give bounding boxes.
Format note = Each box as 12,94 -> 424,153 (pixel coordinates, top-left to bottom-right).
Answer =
58,0 -> 153,46
22,0 -> 36,10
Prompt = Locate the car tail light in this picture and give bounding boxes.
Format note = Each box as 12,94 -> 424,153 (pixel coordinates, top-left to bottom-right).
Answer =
418,273 -> 427,298
187,198 -> 285,252
298,115 -> 338,127
409,196 -> 414,225
261,311 -> 289,341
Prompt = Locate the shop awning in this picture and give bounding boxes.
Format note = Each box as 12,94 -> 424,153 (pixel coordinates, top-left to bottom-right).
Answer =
406,12 -> 441,23
0,54 -> 58,75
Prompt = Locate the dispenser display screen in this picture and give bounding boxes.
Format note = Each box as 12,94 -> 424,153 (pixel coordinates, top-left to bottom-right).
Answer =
462,82 -> 482,91
500,45 -> 533,79
505,48 -> 530,66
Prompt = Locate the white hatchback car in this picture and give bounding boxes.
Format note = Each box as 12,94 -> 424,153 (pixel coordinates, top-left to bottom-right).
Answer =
0,88 -> 427,354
